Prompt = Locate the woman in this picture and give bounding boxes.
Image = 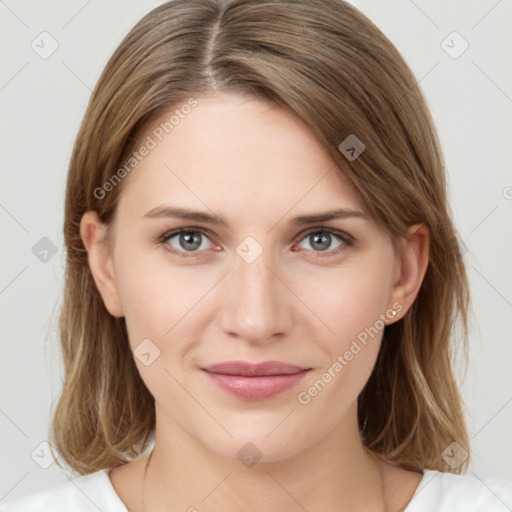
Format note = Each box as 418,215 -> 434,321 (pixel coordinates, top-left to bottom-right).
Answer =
2,0 -> 511,510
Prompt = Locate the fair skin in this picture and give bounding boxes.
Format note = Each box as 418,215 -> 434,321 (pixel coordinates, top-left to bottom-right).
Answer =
81,93 -> 429,511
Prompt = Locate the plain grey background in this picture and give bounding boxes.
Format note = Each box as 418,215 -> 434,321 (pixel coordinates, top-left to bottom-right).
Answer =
1,0 -> 511,504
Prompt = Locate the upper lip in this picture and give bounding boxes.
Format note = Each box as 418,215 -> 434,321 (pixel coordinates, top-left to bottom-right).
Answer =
201,361 -> 311,376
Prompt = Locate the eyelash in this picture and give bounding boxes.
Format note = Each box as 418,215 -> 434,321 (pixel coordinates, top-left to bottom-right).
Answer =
157,227 -> 354,259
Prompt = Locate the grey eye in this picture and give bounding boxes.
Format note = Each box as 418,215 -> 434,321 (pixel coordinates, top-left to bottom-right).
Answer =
167,231 -> 212,252
298,231 -> 343,252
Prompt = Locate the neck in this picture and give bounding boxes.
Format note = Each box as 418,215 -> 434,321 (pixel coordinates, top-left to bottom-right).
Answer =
142,404 -> 391,512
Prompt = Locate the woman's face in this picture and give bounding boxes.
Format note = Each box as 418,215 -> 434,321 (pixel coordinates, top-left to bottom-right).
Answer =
86,93 -> 418,462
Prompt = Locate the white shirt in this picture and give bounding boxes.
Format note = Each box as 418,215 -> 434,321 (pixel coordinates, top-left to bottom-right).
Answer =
1,468 -> 511,511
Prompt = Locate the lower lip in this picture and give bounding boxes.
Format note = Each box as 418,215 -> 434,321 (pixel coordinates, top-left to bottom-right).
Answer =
202,370 -> 310,400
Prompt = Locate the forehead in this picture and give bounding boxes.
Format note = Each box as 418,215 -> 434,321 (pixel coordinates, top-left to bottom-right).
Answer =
117,93 -> 367,222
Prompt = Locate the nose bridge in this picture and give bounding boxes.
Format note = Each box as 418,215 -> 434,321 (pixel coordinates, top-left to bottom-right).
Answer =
220,237 -> 291,342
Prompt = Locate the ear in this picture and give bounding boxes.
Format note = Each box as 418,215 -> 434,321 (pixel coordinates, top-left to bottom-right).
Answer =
387,223 -> 429,323
80,210 -> 124,317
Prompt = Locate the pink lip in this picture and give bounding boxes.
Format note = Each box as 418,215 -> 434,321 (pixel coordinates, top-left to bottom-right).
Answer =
201,361 -> 311,401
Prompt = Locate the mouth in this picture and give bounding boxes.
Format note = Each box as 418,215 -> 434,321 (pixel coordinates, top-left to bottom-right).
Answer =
200,360 -> 312,401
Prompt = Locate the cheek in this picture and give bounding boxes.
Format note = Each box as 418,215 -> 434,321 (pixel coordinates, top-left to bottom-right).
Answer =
114,243 -> 216,347
300,262 -> 392,344
112,248 -> 213,407
295,259 -> 393,399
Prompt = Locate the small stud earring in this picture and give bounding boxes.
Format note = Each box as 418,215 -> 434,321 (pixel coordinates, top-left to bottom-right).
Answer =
386,310 -> 397,324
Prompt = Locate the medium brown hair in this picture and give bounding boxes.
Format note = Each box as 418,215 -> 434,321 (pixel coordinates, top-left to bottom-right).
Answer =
51,0 -> 471,475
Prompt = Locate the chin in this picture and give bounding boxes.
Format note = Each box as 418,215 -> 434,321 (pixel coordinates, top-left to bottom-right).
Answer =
195,422 -> 310,465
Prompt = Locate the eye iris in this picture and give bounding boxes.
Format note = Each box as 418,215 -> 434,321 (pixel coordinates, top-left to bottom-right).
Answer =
180,232 -> 202,251
310,232 -> 331,251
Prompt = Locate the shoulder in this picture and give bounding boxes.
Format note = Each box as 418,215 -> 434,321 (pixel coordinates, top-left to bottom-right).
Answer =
0,469 -> 128,512
406,469 -> 512,512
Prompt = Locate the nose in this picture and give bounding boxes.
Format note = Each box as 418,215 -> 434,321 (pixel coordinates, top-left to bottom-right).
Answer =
219,244 -> 294,345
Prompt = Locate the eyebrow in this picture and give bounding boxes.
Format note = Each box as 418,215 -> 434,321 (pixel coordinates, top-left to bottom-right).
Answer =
143,205 -> 369,227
